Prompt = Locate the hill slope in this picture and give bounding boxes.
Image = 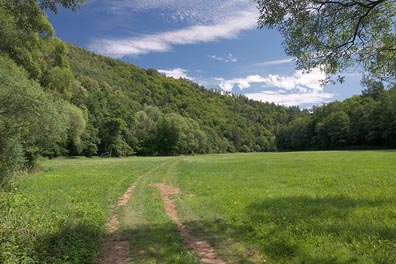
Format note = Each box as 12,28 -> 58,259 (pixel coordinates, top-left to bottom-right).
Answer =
66,45 -> 302,156
0,0 -> 304,184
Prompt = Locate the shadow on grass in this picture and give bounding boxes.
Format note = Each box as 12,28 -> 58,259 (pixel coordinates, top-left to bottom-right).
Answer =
27,220 -> 251,264
33,223 -> 102,264
122,220 -> 261,264
121,222 -> 198,264
243,195 -> 396,263
21,196 -> 396,264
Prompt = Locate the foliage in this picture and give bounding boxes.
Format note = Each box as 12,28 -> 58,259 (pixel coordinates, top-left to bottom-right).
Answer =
0,56 -> 81,184
256,0 -> 396,82
133,106 -> 208,156
66,45 -> 288,156
39,0 -> 85,14
276,82 -> 396,150
0,0 -> 53,79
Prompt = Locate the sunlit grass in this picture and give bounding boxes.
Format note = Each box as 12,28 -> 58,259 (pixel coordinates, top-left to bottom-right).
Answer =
0,157 -> 163,263
1,151 -> 395,263
119,158 -> 198,263
174,151 -> 396,263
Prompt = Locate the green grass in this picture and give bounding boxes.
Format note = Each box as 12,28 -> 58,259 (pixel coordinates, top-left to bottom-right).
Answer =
1,151 -> 396,263
0,157 -> 168,263
173,151 -> 396,263
119,158 -> 198,263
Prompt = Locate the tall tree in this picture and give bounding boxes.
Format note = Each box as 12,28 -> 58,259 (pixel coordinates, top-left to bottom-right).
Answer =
256,0 -> 396,82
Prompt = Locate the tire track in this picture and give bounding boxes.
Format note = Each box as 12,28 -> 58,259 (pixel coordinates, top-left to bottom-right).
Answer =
150,183 -> 226,264
97,159 -> 176,264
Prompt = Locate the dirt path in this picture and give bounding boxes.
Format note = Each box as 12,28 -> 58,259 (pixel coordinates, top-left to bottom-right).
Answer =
98,159 -> 178,264
150,183 -> 226,264
97,176 -> 144,264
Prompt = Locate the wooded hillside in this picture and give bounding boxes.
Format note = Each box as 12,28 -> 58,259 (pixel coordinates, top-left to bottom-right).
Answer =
65,45 -> 302,157
0,0 -> 302,185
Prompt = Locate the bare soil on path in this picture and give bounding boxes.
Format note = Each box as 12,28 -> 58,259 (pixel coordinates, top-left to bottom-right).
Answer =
150,183 -> 227,264
97,176 -> 143,264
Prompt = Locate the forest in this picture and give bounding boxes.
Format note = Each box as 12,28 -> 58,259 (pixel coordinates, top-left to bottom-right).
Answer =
1,0 -> 396,186
276,80 -> 396,150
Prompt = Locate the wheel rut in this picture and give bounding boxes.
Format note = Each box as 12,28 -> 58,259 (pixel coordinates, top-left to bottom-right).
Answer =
97,176 -> 143,264
97,159 -> 175,264
150,183 -> 226,264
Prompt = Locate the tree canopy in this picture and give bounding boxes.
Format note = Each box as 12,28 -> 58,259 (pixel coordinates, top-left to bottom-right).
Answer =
276,81 -> 396,151
256,0 -> 396,83
39,0 -> 85,13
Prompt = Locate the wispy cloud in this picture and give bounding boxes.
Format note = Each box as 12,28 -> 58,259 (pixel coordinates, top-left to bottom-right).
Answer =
89,10 -> 257,57
244,91 -> 334,106
158,68 -> 191,79
208,53 -> 238,63
254,58 -> 295,67
93,0 -> 255,24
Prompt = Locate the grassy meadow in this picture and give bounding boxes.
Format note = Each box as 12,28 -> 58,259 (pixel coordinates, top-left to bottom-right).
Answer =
1,151 -> 396,263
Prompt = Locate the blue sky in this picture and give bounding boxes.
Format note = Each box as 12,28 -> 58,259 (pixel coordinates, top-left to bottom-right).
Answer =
48,0 -> 363,108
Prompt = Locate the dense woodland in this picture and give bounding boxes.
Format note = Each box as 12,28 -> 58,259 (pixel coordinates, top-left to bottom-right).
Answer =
277,81 -> 396,150
1,0 -> 396,186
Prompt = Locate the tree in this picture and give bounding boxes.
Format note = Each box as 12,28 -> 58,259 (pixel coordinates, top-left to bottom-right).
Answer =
43,66 -> 74,99
256,0 -> 396,82
39,0 -> 85,14
0,56 -> 81,183
361,76 -> 385,99
156,117 -> 180,156
100,118 -> 132,157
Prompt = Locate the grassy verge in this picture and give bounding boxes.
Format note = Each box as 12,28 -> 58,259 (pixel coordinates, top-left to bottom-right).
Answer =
0,157 -> 163,263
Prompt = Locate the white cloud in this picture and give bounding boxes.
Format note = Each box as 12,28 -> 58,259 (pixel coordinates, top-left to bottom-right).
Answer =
215,68 -> 334,106
208,53 -> 238,63
89,10 -> 257,57
216,75 -> 267,92
216,68 -> 326,92
244,91 -> 334,106
158,68 -> 191,79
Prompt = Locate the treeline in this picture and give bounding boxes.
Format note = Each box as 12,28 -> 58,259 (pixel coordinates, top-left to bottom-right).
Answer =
0,0 -> 300,185
277,79 -> 396,150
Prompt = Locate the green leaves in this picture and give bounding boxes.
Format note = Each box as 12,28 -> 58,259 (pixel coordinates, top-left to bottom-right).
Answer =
256,0 -> 396,82
276,81 -> 396,150
133,106 -> 208,156
0,55 -> 86,183
39,0 -> 85,14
